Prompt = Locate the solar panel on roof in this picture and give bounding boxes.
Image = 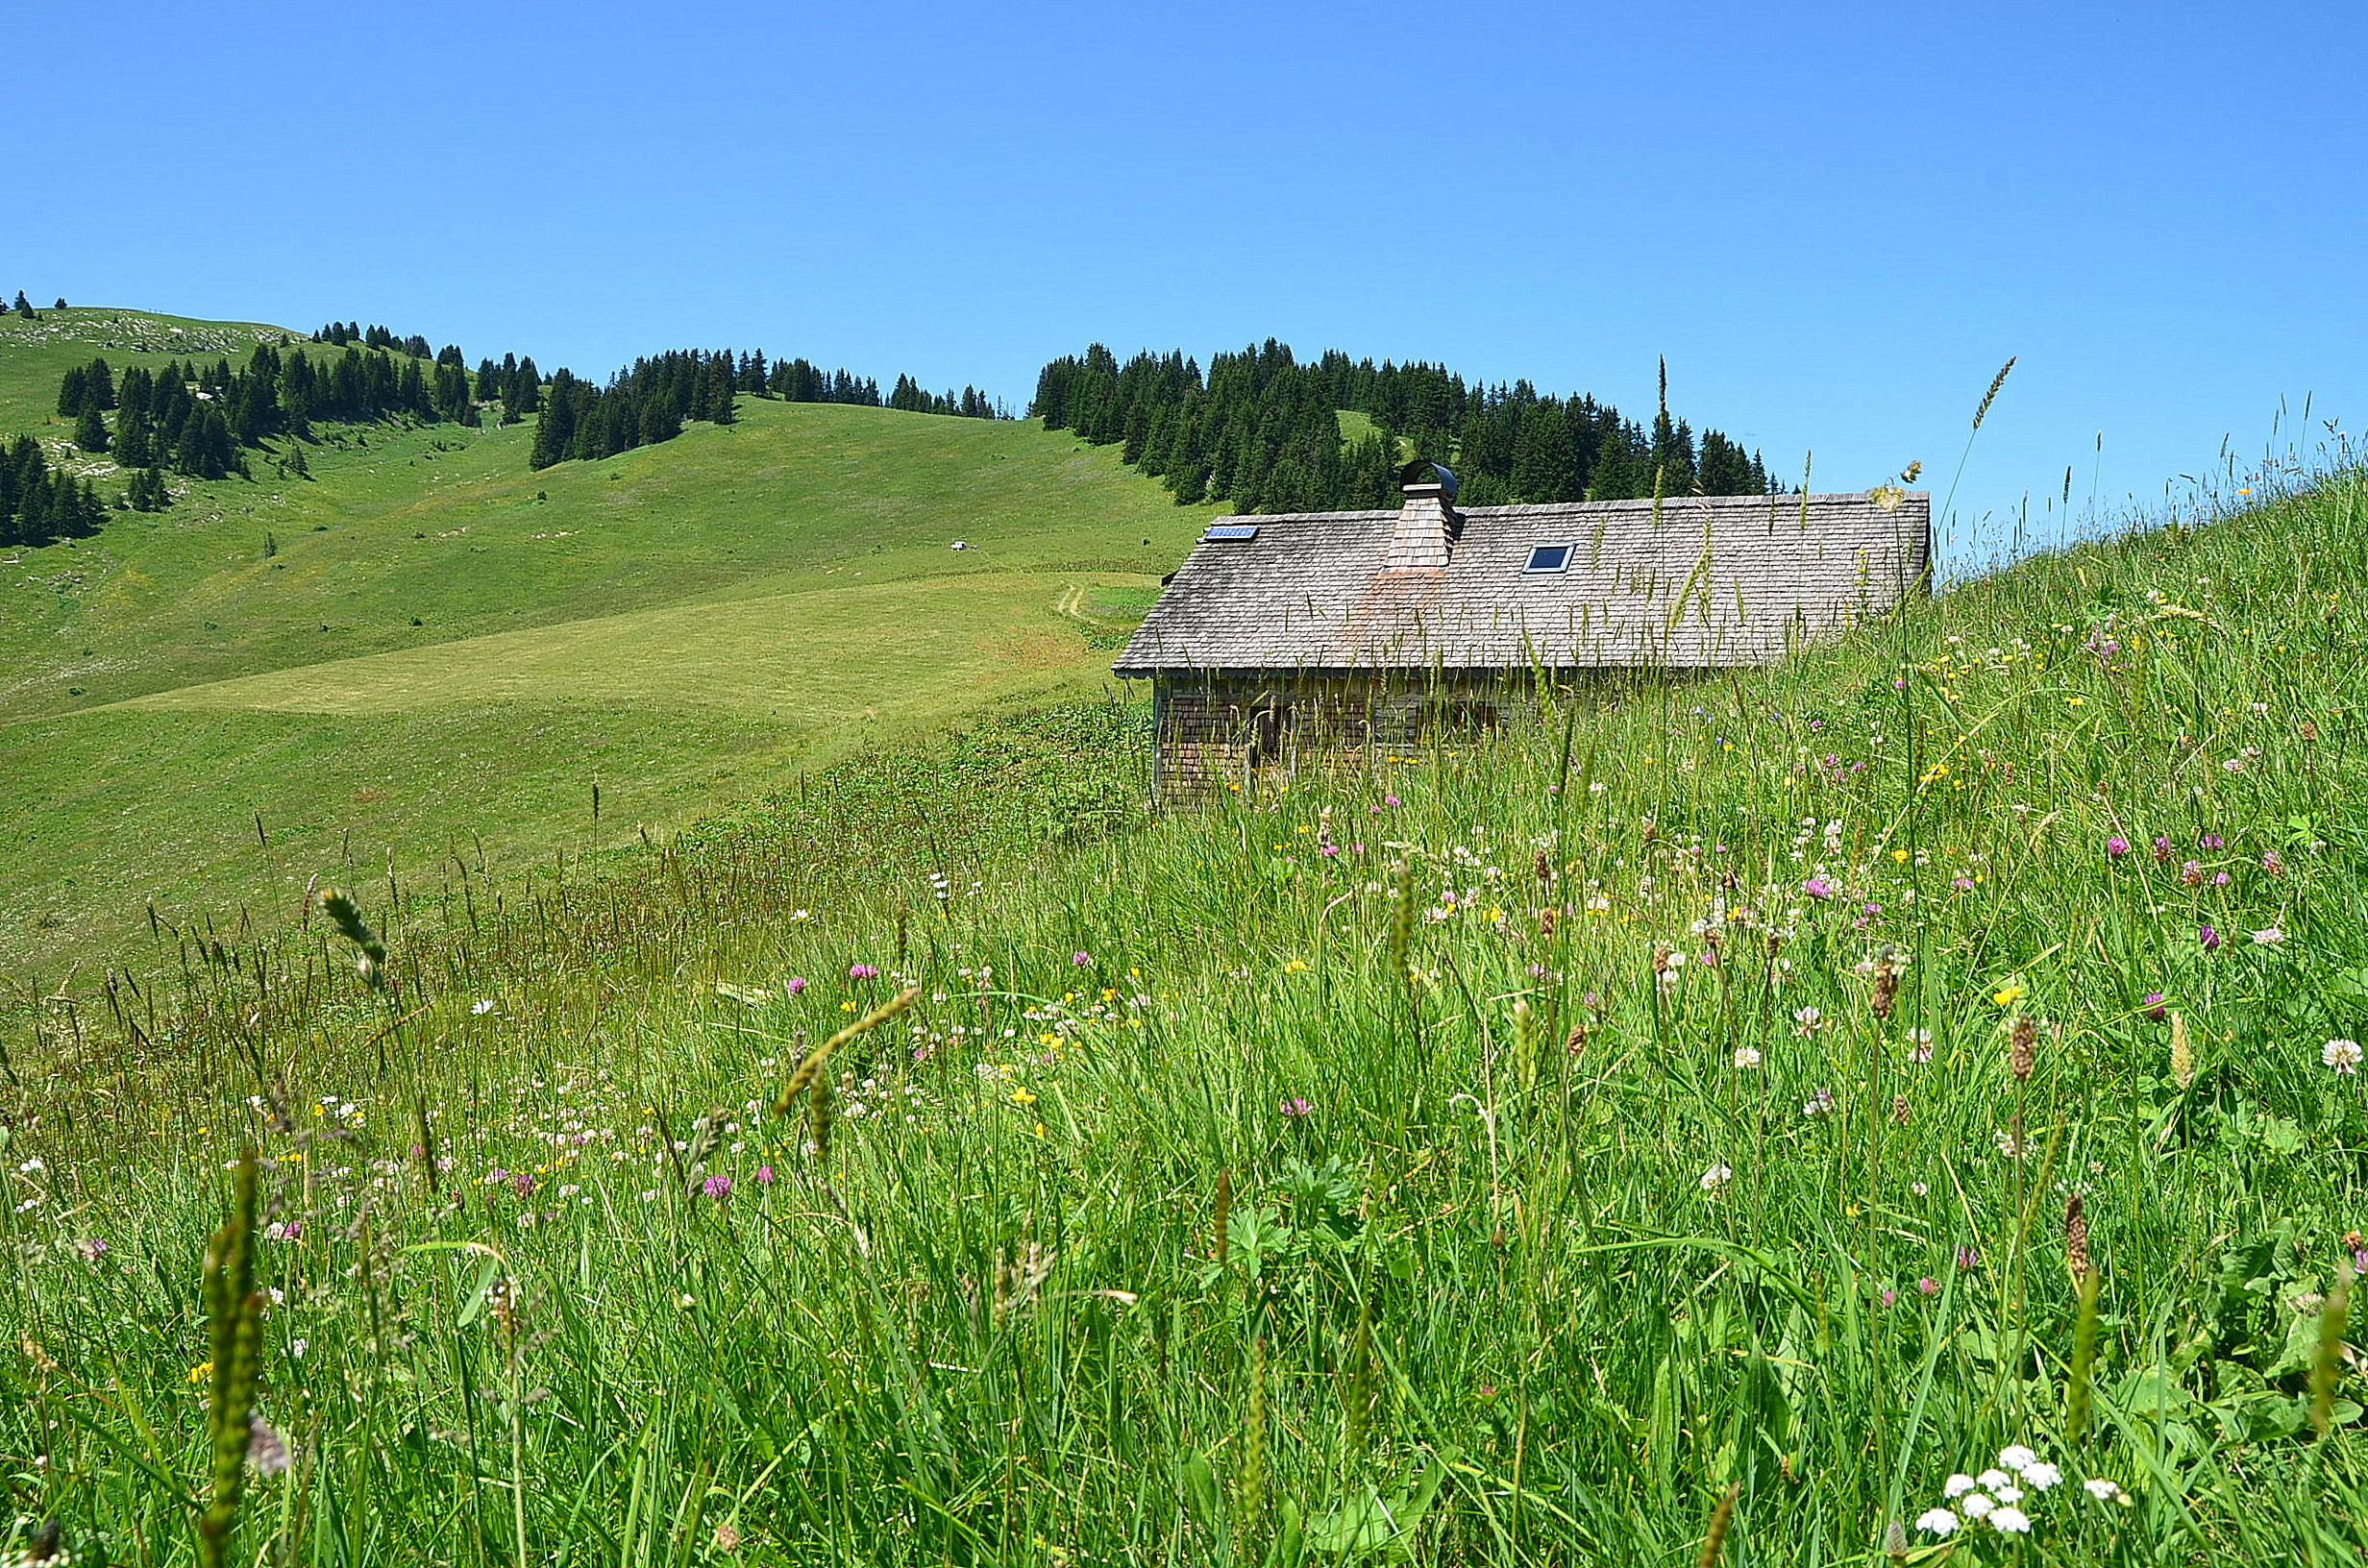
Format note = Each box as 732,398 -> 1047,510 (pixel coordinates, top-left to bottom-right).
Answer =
1203,524 -> 1260,541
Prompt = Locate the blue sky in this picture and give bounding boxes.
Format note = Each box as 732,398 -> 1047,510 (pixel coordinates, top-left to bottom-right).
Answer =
13,1 -> 2363,562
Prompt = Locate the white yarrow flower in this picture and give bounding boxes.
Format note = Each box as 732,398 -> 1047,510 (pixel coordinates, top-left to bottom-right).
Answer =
1914,1507 -> 1960,1536
2021,1460 -> 2062,1489
1997,1445 -> 2038,1473
2084,1478 -> 2122,1500
1995,1483 -> 2024,1505
1959,1493 -> 1995,1519
1988,1506 -> 2033,1533
1978,1468 -> 2011,1491
1942,1474 -> 1978,1499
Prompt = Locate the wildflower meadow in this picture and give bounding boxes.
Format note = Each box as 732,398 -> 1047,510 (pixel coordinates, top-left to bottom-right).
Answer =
8,468 -> 2368,1563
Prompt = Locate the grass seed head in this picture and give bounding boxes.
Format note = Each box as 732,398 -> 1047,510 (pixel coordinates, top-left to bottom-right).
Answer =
315,886 -> 387,991
2010,1015 -> 2037,1080
2309,1257 -> 2353,1435
1973,356 -> 2016,430
1388,859 -> 1417,985
808,1075 -> 834,1167
1698,1481 -> 1741,1568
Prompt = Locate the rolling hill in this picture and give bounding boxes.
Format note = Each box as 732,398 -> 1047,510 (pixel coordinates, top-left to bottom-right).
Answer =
0,306 -> 1220,970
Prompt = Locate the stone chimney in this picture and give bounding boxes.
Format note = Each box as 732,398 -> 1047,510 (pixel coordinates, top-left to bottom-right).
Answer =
1385,465 -> 1461,572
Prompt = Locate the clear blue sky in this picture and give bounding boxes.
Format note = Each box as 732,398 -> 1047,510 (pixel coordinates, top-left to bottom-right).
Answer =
13,1 -> 2363,562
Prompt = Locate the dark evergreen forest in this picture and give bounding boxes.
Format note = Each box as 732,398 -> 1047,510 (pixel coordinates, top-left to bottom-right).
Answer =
1029,341 -> 1776,513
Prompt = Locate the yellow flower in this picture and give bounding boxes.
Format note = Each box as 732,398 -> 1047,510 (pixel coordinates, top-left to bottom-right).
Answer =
1283,959 -> 1310,973
1892,848 -> 1909,863
1992,984 -> 2024,1007
186,1360 -> 214,1384
1011,1087 -> 1037,1107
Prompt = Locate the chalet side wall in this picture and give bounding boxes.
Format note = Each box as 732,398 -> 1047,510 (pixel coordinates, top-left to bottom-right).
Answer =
1149,673 -> 1517,803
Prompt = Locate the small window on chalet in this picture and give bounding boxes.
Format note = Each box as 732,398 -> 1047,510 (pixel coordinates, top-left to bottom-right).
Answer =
1524,544 -> 1572,574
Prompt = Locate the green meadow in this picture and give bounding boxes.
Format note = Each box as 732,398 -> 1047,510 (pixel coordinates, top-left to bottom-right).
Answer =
8,306 -> 2368,1565
0,308 -> 1215,968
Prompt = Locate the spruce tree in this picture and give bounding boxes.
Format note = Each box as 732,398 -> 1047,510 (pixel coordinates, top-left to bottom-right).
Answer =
179,405 -> 235,480
74,404 -> 109,453
12,291 -> 36,320
16,472 -> 52,544
1511,404 -> 1581,502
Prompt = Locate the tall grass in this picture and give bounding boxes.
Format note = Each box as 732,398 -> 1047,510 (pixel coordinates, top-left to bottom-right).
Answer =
7,472 -> 2368,1564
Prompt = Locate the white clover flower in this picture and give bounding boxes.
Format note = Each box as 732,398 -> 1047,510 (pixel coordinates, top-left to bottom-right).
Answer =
1997,1444 -> 2038,1472
1960,1493 -> 1995,1519
1941,1474 -> 1977,1499
471,998 -> 496,1016
2022,1461 -> 2062,1490
2251,927 -> 2284,945
1914,1507 -> 1960,1536
1732,1046 -> 1763,1069
1699,1164 -> 1734,1192
2083,1478 -> 2122,1501
1988,1506 -> 2032,1533
2324,1039 -> 2363,1074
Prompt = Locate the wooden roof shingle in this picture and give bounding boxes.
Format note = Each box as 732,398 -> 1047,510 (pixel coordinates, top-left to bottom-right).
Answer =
1113,491 -> 1930,676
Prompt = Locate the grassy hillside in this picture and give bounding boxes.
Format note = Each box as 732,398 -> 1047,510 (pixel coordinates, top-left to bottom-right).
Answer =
0,307 -> 1219,968
4,458 -> 2366,1563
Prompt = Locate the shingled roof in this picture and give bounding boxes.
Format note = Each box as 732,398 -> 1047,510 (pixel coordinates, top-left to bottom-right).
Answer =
1113,489 -> 1931,676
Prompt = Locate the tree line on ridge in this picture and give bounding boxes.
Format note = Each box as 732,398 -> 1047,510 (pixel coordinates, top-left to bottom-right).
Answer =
3,307 -> 1009,548
1029,340 -> 1776,513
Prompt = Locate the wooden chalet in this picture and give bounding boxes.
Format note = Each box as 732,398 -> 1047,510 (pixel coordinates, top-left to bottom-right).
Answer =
1112,463 -> 1931,799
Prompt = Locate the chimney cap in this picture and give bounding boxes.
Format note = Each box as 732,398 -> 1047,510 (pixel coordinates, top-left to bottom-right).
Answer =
1397,459 -> 1459,500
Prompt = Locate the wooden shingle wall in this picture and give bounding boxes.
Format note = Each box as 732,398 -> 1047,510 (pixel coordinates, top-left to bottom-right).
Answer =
1150,673 -> 1515,802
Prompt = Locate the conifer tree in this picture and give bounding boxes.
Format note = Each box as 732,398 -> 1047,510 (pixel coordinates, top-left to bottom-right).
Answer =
179,405 -> 235,480
74,404 -> 109,453
1511,404 -> 1581,502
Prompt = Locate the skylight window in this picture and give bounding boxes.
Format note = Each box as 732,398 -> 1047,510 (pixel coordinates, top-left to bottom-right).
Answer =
1204,524 -> 1260,541
1524,544 -> 1572,574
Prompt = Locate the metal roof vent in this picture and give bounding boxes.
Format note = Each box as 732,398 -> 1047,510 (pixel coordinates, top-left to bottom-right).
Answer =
1397,458 -> 1458,499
